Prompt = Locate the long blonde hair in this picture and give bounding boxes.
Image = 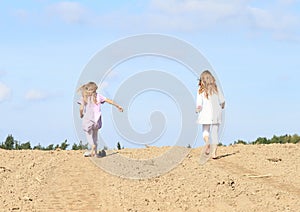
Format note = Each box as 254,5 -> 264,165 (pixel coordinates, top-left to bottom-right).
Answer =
77,82 -> 98,104
198,70 -> 218,98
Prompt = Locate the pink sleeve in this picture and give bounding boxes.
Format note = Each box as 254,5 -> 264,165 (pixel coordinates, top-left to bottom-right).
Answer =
97,94 -> 107,103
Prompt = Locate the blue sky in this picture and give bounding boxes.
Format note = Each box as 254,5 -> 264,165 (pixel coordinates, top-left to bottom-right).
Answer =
0,0 -> 299,148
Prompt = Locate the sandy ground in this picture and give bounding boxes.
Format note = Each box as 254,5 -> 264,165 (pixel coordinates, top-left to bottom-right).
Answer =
0,143 -> 299,211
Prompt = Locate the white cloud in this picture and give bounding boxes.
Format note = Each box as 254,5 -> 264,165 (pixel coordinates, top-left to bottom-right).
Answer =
150,0 -> 242,17
25,89 -> 48,101
12,1 -> 300,40
278,0 -> 297,5
146,0 -> 300,39
42,0 -> 248,30
147,0 -> 249,29
47,1 -> 89,24
247,6 -> 299,31
12,9 -> 30,21
0,82 -> 11,103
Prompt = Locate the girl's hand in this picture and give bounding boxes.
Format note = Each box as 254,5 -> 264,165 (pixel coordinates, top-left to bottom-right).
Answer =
80,113 -> 84,118
221,102 -> 225,109
105,99 -> 123,112
117,105 -> 124,112
195,106 -> 202,113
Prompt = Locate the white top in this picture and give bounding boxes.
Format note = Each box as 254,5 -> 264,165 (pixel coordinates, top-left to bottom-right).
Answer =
196,90 -> 225,124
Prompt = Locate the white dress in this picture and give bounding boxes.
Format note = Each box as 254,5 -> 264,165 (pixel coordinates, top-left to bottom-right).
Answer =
196,91 -> 225,124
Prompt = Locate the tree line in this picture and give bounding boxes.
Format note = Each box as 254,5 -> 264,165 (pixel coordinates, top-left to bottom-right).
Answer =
1,133 -> 299,151
0,135 -> 88,150
233,134 -> 300,145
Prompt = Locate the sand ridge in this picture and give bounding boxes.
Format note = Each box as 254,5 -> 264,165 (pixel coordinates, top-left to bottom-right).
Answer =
0,144 -> 299,211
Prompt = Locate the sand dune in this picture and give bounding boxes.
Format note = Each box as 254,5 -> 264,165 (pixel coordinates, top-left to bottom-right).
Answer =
1,144 -> 299,211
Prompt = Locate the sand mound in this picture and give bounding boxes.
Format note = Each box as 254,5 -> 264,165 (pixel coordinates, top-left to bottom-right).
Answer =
0,144 -> 299,211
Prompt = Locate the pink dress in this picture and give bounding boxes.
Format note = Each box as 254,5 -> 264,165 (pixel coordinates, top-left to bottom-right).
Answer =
78,94 -> 106,132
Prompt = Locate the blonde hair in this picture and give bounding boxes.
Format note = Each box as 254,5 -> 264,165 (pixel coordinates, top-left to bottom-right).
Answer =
77,82 -> 98,104
198,70 -> 218,98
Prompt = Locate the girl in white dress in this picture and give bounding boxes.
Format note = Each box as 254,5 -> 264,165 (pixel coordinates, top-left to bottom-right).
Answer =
196,70 -> 225,159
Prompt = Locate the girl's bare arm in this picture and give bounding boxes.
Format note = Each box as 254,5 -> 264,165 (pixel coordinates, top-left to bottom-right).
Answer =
105,99 -> 123,112
79,104 -> 84,118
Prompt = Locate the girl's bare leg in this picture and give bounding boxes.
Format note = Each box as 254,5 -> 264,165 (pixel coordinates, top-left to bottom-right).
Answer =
211,124 -> 219,158
202,125 -> 211,155
211,144 -> 217,158
85,130 -> 94,157
90,145 -> 95,157
204,136 -> 210,155
92,129 -> 98,157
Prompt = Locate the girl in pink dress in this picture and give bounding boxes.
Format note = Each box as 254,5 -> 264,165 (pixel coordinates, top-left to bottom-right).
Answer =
78,82 -> 123,157
196,70 -> 225,159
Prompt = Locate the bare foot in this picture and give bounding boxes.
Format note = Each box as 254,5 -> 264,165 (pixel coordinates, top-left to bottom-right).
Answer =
203,136 -> 210,155
91,145 -> 96,157
205,144 -> 210,155
211,144 -> 218,159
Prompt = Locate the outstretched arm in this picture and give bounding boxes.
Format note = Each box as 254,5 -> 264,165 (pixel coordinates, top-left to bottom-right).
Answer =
105,98 -> 123,112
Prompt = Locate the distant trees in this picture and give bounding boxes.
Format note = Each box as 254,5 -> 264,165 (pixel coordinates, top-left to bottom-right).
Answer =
32,140 -> 70,150
59,140 -> 69,150
19,141 -> 31,150
0,135 -> 31,150
45,144 -> 54,151
1,133 -> 299,150
3,135 -> 14,150
72,140 -> 88,150
32,143 -> 41,150
0,134 -> 87,151
252,137 -> 268,145
233,140 -> 248,145
233,134 -> 300,145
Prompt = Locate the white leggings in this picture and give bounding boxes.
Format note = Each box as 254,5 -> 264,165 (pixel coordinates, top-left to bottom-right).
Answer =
202,124 -> 219,145
85,129 -> 98,149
